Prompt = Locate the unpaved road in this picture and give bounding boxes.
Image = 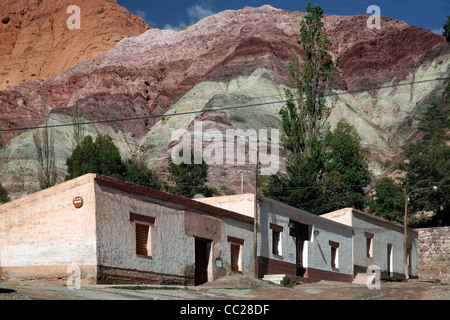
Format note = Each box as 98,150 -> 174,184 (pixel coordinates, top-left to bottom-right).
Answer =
1,279 -> 448,300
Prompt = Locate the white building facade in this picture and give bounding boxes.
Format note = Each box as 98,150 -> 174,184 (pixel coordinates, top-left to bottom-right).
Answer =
196,194 -> 355,282
0,174 -> 255,285
321,208 -> 419,279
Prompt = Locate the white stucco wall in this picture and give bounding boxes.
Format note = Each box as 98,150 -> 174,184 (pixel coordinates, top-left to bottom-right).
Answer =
95,182 -> 192,277
322,208 -> 419,278
258,197 -> 354,277
94,181 -> 254,281
0,174 -> 97,280
352,211 -> 418,278
196,194 -> 255,218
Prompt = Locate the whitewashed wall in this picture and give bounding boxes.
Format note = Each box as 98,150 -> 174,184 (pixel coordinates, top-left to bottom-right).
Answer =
0,174 -> 97,281
352,211 -> 418,278
94,181 -> 254,281
258,197 -> 354,277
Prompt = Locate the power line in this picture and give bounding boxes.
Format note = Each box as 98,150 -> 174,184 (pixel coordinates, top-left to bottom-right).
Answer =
0,76 -> 448,133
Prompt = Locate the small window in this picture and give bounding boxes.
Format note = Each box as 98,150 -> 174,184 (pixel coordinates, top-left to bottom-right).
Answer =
130,212 -> 155,257
331,247 -> 338,268
272,230 -> 281,256
365,232 -> 374,258
329,241 -> 339,269
366,238 -> 373,258
228,236 -> 244,272
135,223 -> 151,256
270,223 -> 283,256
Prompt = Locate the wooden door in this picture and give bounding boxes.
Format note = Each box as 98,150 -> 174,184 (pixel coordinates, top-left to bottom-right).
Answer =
293,221 -> 309,277
195,238 -> 209,285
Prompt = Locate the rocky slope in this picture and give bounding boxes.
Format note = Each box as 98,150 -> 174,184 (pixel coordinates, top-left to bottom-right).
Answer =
0,0 -> 150,90
0,5 -> 449,199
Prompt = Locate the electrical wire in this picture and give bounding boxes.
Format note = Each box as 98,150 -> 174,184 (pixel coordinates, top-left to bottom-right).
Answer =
0,76 -> 448,133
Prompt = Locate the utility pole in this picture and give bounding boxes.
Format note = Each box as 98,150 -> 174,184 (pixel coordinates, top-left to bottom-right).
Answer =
253,145 -> 259,279
403,182 -> 409,280
404,184 -> 438,280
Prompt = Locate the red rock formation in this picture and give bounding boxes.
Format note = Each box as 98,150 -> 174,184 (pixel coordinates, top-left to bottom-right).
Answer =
0,0 -> 149,90
0,5 -> 448,198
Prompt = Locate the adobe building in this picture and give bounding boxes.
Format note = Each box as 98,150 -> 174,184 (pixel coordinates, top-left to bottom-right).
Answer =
321,208 -> 419,279
0,174 -> 254,285
196,194 -> 355,283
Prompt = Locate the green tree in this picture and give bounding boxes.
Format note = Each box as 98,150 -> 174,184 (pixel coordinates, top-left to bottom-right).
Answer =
443,15 -> 450,44
320,120 -> 371,212
264,120 -> 370,215
263,138 -> 325,214
280,2 -> 339,157
33,123 -> 57,190
66,135 -> 162,190
396,98 -> 450,226
0,183 -> 10,204
72,93 -> 85,149
166,149 -> 214,199
369,177 -> 405,222
124,158 -> 162,190
66,135 -> 126,180
33,92 -> 57,190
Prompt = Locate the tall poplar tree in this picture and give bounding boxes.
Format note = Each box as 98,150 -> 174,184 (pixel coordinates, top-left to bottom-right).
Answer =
280,2 -> 339,157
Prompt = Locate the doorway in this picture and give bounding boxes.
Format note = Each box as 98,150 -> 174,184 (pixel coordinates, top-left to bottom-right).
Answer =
194,238 -> 211,286
290,220 -> 310,277
387,243 -> 393,277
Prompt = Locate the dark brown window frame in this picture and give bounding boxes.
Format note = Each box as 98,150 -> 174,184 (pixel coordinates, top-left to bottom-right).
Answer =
130,212 -> 155,258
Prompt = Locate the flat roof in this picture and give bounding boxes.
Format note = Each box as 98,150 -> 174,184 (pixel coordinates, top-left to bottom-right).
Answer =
93,174 -> 254,224
259,196 -> 354,231
321,207 -> 417,233
0,174 -> 254,225
197,193 -> 353,231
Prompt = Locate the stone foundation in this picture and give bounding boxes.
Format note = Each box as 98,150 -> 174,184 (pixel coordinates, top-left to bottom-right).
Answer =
96,265 -> 194,286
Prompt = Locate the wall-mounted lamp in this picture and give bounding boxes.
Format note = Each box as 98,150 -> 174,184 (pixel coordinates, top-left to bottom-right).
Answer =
314,230 -> 320,237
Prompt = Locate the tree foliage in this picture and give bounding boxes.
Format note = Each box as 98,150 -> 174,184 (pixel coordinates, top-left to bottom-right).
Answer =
33,123 -> 57,190
0,183 -> 10,204
66,135 -> 125,180
370,79 -> 450,227
321,120 -> 371,212
263,138 -> 325,214
264,120 -> 370,215
124,158 -> 162,190
263,4 -> 370,215
280,2 -> 339,157
166,149 -> 214,199
443,15 -> 450,44
66,135 -> 161,189
369,177 -> 405,223
396,98 -> 450,227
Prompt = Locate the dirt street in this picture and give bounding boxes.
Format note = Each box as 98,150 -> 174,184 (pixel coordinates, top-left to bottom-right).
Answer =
1,275 -> 448,301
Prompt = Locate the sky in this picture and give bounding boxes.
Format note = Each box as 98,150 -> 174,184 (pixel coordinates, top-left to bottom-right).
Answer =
117,0 -> 449,35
